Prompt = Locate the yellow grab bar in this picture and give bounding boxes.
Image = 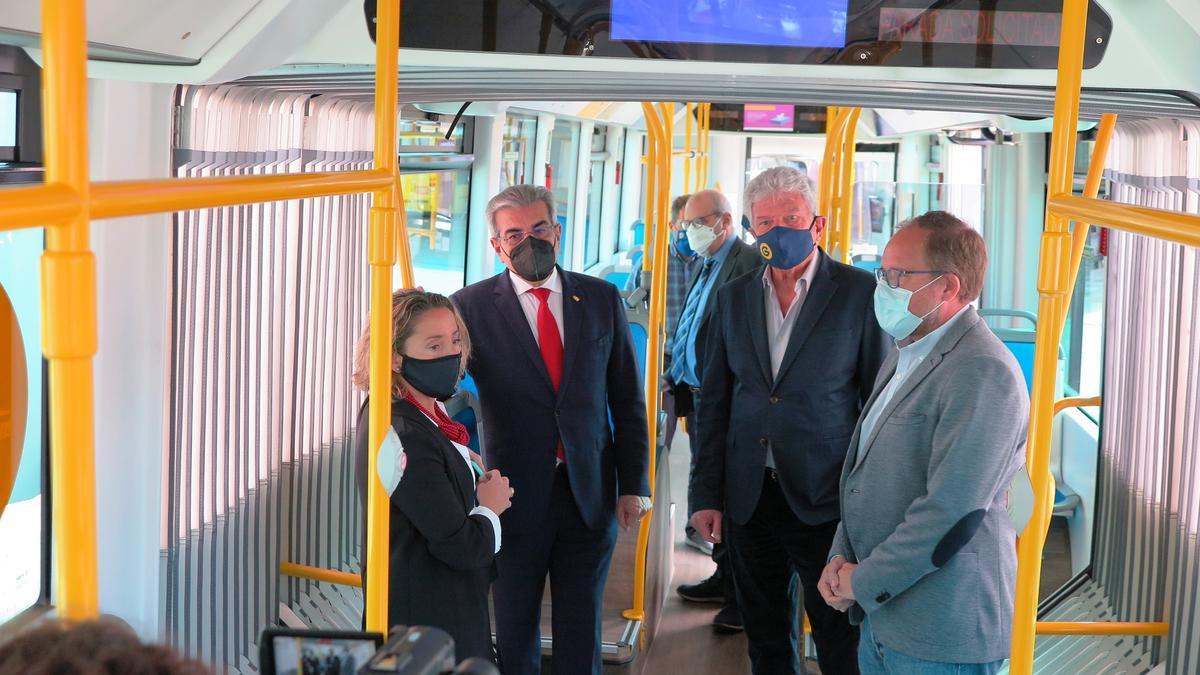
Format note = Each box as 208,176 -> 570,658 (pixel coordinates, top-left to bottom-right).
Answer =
1036,621 -> 1169,637
280,561 -> 363,588
1054,396 -> 1102,416
0,184 -> 83,232
1047,194 -> 1200,249
836,108 -> 862,263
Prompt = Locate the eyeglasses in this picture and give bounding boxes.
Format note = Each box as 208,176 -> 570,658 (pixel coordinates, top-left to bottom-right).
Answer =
874,268 -> 945,289
751,213 -> 820,232
494,222 -> 554,246
679,211 -> 724,229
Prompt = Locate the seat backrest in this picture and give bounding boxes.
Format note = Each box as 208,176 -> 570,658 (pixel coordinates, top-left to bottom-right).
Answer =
626,313 -> 649,380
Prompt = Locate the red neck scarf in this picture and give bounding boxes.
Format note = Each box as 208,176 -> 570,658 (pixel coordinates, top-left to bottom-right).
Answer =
401,390 -> 470,446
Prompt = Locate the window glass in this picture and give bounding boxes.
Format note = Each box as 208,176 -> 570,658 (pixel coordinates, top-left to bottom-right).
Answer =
548,121 -> 581,266
1061,226 -> 1105,420
398,104 -> 467,154
0,91 -> 16,148
402,169 -> 471,294
0,226 -> 46,624
584,125 -> 607,268
501,114 -> 537,190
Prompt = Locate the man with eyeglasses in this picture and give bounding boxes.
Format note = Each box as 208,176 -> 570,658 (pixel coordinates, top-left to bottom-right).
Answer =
690,166 -> 888,674
451,185 -> 651,675
818,212 -> 1027,675
667,189 -> 762,632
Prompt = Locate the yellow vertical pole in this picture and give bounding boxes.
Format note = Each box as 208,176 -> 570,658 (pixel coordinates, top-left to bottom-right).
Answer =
700,102 -> 711,190
1009,0 -> 1090,671
42,0 -> 99,619
625,102 -> 670,624
836,108 -> 862,263
684,102 -> 694,196
1062,113 -> 1117,313
364,0 -> 402,634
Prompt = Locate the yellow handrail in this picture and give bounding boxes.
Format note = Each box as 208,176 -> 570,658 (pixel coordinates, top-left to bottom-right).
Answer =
43,0 -> 99,619
1046,194 -> 1200,249
363,0 -> 404,635
1009,0 -> 1101,670
1054,396 -> 1102,416
684,102 -> 694,195
625,102 -> 671,624
1036,621 -> 1169,637
280,561 -> 363,588
0,184 -> 82,232
835,108 -> 862,263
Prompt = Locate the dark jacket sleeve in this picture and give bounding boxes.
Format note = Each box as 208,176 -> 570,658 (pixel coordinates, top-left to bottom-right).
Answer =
606,283 -> 651,497
857,286 -> 891,409
394,422 -> 495,571
690,287 -> 733,515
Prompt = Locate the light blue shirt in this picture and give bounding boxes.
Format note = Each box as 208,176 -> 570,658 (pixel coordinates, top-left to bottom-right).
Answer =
856,305 -> 971,460
670,233 -> 738,387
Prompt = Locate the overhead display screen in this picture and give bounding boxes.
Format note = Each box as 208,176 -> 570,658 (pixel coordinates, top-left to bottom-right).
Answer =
744,104 -> 796,132
878,8 -> 1064,47
611,0 -> 850,49
380,1 -> 1113,70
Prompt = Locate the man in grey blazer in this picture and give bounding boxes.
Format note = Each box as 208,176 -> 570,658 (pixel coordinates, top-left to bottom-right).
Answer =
819,211 -> 1029,674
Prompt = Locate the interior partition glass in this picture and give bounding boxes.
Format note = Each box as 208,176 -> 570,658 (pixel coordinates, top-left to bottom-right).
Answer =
584,125 -> 608,268
402,169 -> 471,295
548,120 -> 581,267
501,113 -> 537,190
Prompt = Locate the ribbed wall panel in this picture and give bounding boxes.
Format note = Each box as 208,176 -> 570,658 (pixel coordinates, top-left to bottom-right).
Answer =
162,86 -> 374,672
1092,119 -> 1200,675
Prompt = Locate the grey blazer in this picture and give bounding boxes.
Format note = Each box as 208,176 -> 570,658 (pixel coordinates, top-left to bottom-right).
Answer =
829,307 -> 1029,664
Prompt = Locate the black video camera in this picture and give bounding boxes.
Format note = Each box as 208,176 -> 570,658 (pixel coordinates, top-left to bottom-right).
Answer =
259,626 -> 499,675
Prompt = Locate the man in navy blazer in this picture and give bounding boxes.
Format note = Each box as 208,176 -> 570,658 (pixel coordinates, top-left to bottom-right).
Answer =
690,167 -> 889,675
451,184 -> 651,675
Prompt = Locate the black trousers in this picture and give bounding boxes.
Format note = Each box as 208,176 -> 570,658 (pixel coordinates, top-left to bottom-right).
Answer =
684,393 -> 736,604
726,472 -> 860,675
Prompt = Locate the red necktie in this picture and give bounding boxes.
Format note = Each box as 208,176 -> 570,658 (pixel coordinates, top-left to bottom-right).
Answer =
530,287 -> 564,460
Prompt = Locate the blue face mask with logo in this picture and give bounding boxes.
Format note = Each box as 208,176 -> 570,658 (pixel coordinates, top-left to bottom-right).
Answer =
673,229 -> 696,258
754,226 -> 816,269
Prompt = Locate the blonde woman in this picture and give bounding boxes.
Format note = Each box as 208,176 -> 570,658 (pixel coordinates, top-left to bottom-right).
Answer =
352,289 -> 512,663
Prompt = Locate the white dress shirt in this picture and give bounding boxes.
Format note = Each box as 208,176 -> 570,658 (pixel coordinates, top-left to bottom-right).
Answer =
420,403 -> 502,554
855,304 -> 971,463
761,254 -> 820,468
508,268 -> 565,347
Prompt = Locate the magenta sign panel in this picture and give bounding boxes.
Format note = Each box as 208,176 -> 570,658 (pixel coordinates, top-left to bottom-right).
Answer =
743,104 -> 795,132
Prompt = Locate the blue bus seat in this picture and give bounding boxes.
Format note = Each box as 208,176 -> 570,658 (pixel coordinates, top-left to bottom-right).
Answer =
606,271 -> 630,289
850,253 -> 882,275
629,249 -> 643,269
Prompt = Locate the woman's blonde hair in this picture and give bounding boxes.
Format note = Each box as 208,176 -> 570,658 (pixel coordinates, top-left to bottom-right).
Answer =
351,289 -> 471,398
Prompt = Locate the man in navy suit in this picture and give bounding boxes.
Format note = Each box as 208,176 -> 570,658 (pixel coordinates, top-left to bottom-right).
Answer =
690,167 -> 889,675
451,184 -> 651,675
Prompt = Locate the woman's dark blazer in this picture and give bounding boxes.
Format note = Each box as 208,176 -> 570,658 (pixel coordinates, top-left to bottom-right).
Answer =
354,398 -> 497,662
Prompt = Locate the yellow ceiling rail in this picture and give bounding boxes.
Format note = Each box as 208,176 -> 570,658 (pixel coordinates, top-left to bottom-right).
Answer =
1054,395 -> 1102,416
89,171 -> 395,220
363,0 -> 404,635
280,561 -> 363,588
1046,194 -> 1200,249
42,0 -> 99,620
625,102 -> 670,626
1036,621 -> 1169,637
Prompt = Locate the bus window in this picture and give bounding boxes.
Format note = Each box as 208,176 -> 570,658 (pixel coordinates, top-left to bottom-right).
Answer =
402,169 -> 472,295
501,113 -> 537,190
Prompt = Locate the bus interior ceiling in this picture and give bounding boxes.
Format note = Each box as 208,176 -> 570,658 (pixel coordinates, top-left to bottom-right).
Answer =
1,1 -> 1200,674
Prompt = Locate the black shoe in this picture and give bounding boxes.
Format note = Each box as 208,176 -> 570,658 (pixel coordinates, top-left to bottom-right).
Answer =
712,604 -> 744,633
676,573 -> 725,603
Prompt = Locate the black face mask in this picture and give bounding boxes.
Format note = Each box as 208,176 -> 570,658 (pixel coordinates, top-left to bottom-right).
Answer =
400,353 -> 461,401
507,235 -> 557,282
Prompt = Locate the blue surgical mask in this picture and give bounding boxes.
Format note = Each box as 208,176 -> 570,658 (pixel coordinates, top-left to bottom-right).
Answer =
673,229 -> 696,258
873,276 -> 945,340
754,226 -> 815,269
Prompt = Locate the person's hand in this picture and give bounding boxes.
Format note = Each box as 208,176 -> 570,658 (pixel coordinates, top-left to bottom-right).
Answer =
617,495 -> 652,530
660,376 -> 672,394
819,556 -> 854,611
689,509 -> 723,544
835,562 -> 858,603
476,470 -> 512,516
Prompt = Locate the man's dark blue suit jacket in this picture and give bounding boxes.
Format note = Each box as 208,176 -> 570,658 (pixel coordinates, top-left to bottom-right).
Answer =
452,268 -> 650,533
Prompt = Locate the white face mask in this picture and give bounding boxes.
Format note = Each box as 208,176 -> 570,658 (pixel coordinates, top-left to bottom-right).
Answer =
685,221 -> 720,256
873,275 -> 945,340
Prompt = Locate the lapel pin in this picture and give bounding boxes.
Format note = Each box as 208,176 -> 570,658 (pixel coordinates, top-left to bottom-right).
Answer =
572,295 -> 581,302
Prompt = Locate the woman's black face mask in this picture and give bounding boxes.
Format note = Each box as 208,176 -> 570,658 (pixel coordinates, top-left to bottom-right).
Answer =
400,352 -> 461,401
